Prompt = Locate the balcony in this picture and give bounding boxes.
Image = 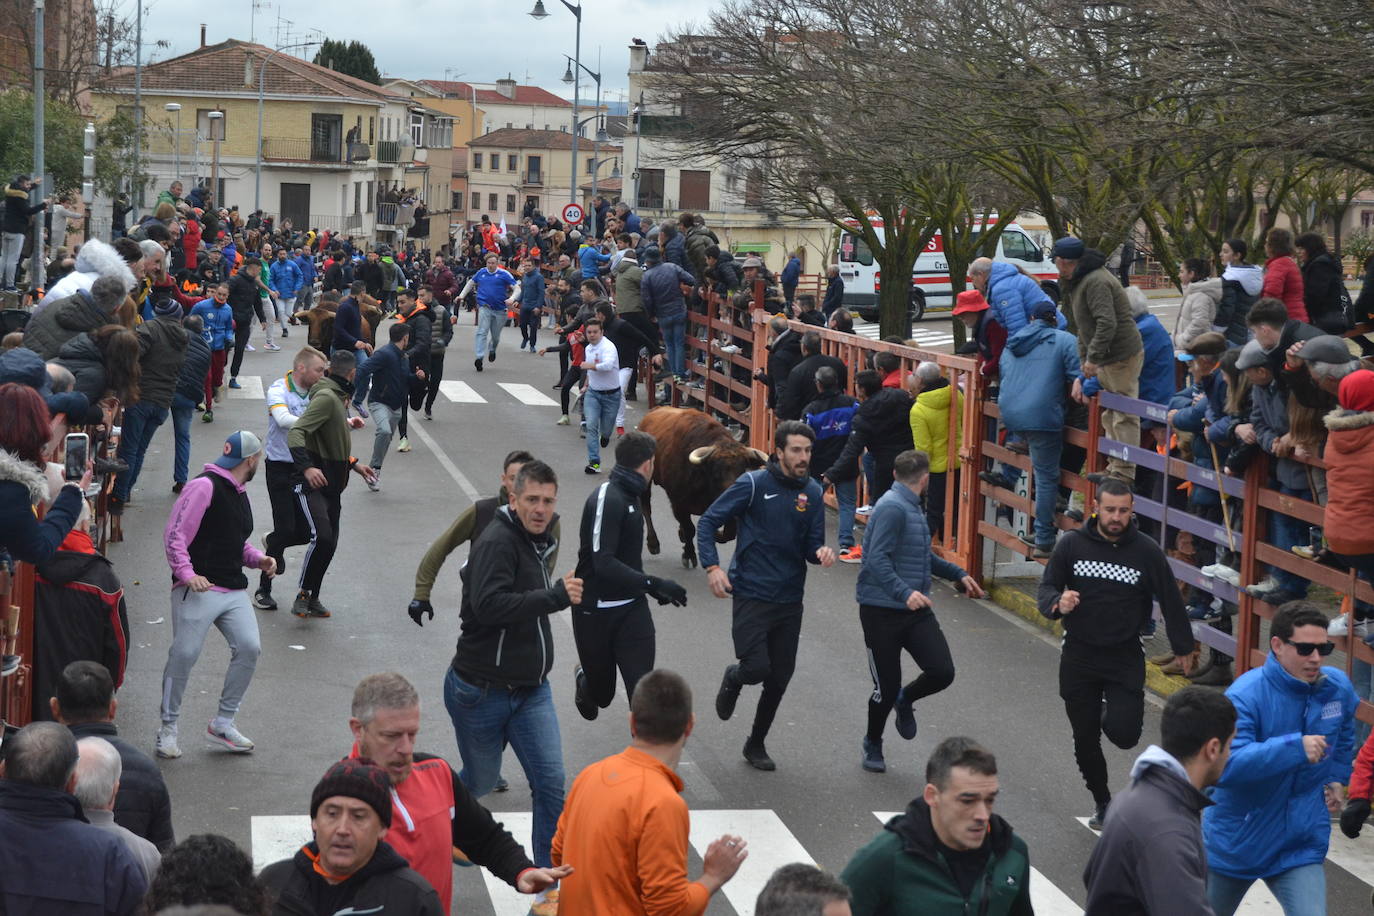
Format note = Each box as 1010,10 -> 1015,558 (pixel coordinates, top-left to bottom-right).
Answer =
261,137 -> 340,165
375,139 -> 417,165
347,142 -> 370,162
521,170 -> 543,186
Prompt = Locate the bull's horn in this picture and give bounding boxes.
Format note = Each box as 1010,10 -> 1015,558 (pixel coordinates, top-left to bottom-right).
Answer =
688,446 -> 716,464
748,448 -> 770,463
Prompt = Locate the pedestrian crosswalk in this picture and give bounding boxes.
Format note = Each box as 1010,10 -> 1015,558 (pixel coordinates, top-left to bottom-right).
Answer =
249,805 -> 1374,914
219,376 -> 564,408
853,320 -> 956,352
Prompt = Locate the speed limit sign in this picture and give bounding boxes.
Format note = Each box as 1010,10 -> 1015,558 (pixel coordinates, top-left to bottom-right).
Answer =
561,203 -> 584,225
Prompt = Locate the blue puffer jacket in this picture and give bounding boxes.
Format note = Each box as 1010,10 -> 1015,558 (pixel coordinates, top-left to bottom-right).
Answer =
578,244 -> 610,279
984,262 -> 1064,335
1082,312 -> 1174,406
1203,653 -> 1357,881
640,262 -> 696,322
268,258 -> 302,297
188,298 -> 234,351
1169,369 -> 1229,507
996,322 -> 1081,433
856,481 -> 967,609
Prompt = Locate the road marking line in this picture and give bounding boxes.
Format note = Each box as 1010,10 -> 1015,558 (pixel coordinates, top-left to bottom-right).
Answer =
225,375 -> 265,399
479,811 -> 537,916
1328,831 -> 1374,890
690,809 -> 812,916
439,380 -> 487,403
1075,817 -> 1282,911
408,418 -> 481,501
498,382 -> 559,406
250,814 -> 311,873
878,812 -> 1079,915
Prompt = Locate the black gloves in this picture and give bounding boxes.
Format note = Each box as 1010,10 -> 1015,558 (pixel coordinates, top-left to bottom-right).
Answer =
408,598 -> 434,627
647,576 -> 688,607
1341,798 -> 1371,839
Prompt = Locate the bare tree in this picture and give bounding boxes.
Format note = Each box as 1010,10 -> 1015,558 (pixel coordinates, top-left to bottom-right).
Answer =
0,0 -> 138,107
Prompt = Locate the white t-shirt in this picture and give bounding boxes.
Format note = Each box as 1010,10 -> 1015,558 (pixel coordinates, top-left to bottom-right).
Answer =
582,337 -> 620,390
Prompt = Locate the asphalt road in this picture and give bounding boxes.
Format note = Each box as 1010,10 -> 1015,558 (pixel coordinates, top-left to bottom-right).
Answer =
103,314 -> 1372,915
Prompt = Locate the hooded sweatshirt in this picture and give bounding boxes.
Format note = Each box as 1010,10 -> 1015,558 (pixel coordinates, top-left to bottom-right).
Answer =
34,239 -> 137,312
258,839 -> 442,916
1217,263 -> 1264,345
1082,745 -> 1214,916
1036,516 -> 1193,657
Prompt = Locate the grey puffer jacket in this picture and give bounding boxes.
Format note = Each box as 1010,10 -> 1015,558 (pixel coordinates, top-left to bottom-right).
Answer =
22,290 -> 109,360
134,314 -> 188,408
52,333 -> 108,401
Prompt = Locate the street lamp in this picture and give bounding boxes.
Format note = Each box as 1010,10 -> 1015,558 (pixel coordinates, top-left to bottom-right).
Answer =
565,50 -> 604,229
164,102 -> 182,185
207,110 -> 223,205
255,40 -> 319,214
530,0 -> 583,216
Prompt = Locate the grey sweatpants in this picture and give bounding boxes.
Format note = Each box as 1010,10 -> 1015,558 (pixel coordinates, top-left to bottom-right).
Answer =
160,587 -> 262,725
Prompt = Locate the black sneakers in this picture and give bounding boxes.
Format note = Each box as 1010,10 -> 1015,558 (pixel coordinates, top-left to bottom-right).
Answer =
862,736 -> 886,773
1087,799 -> 1110,831
893,686 -> 918,740
743,738 -> 776,771
716,665 -> 742,720
474,358 -> 483,372
573,666 -> 598,721
252,589 -> 277,611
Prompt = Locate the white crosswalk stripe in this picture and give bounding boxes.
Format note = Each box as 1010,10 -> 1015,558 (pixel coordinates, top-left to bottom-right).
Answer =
853,321 -> 955,349
497,382 -> 559,407
691,809 -> 815,916
224,375 -> 265,400
438,380 -> 487,403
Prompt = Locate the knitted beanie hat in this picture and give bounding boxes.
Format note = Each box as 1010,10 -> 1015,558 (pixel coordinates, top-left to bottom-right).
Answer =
309,757 -> 392,827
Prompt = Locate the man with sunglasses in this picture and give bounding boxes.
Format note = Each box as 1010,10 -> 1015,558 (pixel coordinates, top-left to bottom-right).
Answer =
1201,601 -> 1357,916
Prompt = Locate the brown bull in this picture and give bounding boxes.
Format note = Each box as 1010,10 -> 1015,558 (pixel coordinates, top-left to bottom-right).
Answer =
637,406 -> 769,568
293,297 -> 382,351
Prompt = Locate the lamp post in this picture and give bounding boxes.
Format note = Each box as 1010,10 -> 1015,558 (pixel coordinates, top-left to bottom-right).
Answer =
164,102 -> 182,185
529,0 -> 582,214
631,93 -> 642,211
255,40 -> 318,214
563,50 -> 605,230
207,110 -> 223,204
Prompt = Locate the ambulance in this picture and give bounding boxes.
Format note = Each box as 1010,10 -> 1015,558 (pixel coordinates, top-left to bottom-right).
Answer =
837,218 -> 1059,322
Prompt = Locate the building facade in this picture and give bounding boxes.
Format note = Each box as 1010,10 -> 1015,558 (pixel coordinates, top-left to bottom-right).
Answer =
467,128 -> 620,225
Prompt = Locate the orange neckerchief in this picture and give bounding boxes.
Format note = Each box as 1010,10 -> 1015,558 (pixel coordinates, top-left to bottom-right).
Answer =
301,844 -> 356,884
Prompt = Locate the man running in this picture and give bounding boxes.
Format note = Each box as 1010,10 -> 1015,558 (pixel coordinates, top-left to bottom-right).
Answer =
462,252 -> 517,371
287,349 -> 374,620
856,449 -> 983,774
254,347 -> 328,611
572,432 -> 687,721
579,318 -> 620,475
1037,477 -> 1195,828
158,431 -> 276,759
699,420 -> 835,771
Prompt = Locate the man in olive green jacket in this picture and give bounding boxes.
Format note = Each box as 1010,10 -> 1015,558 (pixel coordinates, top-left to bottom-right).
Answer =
842,737 -> 1032,916
1055,237 -> 1144,482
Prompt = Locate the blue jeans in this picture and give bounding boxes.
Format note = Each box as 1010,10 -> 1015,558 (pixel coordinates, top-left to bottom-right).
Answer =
352,351 -> 372,407
475,305 -> 506,358
1207,863 -> 1325,916
833,477 -> 857,548
584,386 -> 621,466
660,314 -> 686,378
1270,485 -> 1311,597
862,451 -> 875,502
170,393 -> 197,485
443,668 -> 564,867
1025,430 -> 1064,548
114,400 -> 170,502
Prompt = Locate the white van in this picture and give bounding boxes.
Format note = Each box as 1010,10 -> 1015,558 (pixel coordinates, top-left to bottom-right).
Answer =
837,220 -> 1059,322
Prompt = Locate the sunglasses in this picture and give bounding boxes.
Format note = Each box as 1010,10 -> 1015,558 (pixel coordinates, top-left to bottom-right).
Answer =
1284,639 -> 1335,657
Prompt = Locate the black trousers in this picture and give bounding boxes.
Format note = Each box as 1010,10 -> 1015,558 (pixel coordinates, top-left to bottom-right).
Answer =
571,598 -> 656,709
295,483 -> 342,597
423,353 -> 446,413
860,604 -> 956,740
229,320 -> 252,378
1059,642 -> 1145,805
731,597 -> 804,743
261,460 -> 308,593
620,311 -> 656,396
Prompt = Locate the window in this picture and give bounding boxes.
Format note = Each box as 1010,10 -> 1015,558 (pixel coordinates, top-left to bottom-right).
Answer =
1000,231 -> 1040,262
506,194 -> 516,213
471,191 -> 480,210
1364,210 -> 1374,229
368,117 -> 374,144
473,152 -> 483,169
586,157 -> 595,174
506,121 -> 513,129
526,123 -> 533,130
488,193 -> 498,210
638,168 -> 665,209
507,154 -> 518,172
310,113 -> 342,162
196,108 -> 226,141
838,232 -> 874,267
353,181 -> 361,215
680,170 -> 711,210
526,155 -> 541,183
410,112 -> 424,147
544,124 -> 550,130
366,180 -> 374,213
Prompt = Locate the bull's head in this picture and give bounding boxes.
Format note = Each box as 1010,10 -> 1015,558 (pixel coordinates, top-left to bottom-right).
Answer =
689,443 -> 770,543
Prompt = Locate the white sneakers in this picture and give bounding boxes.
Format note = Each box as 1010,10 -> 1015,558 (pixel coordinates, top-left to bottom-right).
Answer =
365,468 -> 381,493
1200,563 -> 1241,587
206,719 -> 255,753
155,724 -> 181,759
1329,615 -> 1371,639
397,437 -> 411,453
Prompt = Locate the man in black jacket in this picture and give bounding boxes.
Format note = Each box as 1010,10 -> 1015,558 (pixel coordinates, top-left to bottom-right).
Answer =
50,661 -> 175,852
572,432 -> 687,722
777,330 -> 848,421
1036,478 -> 1195,829
1083,687 -> 1235,916
356,323 -> 413,484
259,758 -> 443,915
754,316 -> 803,413
397,289 -> 432,427
2,174 -> 48,291
822,265 -> 844,316
227,258 -> 264,385
821,369 -> 914,507
171,314 -> 212,491
447,460 -> 582,888
112,297 -> 188,511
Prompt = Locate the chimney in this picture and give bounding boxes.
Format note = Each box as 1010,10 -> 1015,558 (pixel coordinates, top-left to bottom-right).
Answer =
200,23 -> 206,47
245,52 -> 255,89
628,40 -> 648,73
495,76 -> 516,100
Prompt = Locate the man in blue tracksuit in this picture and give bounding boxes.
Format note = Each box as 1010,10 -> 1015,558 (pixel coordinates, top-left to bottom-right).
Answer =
698,420 -> 835,771
855,449 -> 984,774
1202,601 -> 1358,916
465,252 -> 516,371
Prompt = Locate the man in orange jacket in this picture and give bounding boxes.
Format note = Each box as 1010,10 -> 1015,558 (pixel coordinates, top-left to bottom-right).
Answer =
552,669 -> 747,914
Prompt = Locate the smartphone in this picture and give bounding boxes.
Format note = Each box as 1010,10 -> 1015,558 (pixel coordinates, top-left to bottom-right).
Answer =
64,432 -> 88,481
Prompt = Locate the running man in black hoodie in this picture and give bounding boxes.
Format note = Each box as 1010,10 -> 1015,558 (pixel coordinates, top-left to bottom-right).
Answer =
1036,477 -> 1194,830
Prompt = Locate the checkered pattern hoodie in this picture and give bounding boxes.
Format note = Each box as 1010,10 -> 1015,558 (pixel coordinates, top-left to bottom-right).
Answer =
1035,517 -> 1193,656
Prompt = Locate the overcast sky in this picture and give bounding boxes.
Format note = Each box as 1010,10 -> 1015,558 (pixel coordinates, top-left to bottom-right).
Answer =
138,0 -> 721,105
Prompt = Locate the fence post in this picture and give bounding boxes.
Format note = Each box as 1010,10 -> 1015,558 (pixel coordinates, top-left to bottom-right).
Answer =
1234,455 -> 1266,675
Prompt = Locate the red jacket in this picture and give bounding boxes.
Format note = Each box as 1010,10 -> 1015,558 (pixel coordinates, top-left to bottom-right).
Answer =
1351,730 -> 1374,800
1263,255 -> 1308,323
182,219 -> 202,270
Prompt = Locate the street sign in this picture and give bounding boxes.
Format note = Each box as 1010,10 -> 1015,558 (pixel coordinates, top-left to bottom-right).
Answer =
561,203 -> 584,225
